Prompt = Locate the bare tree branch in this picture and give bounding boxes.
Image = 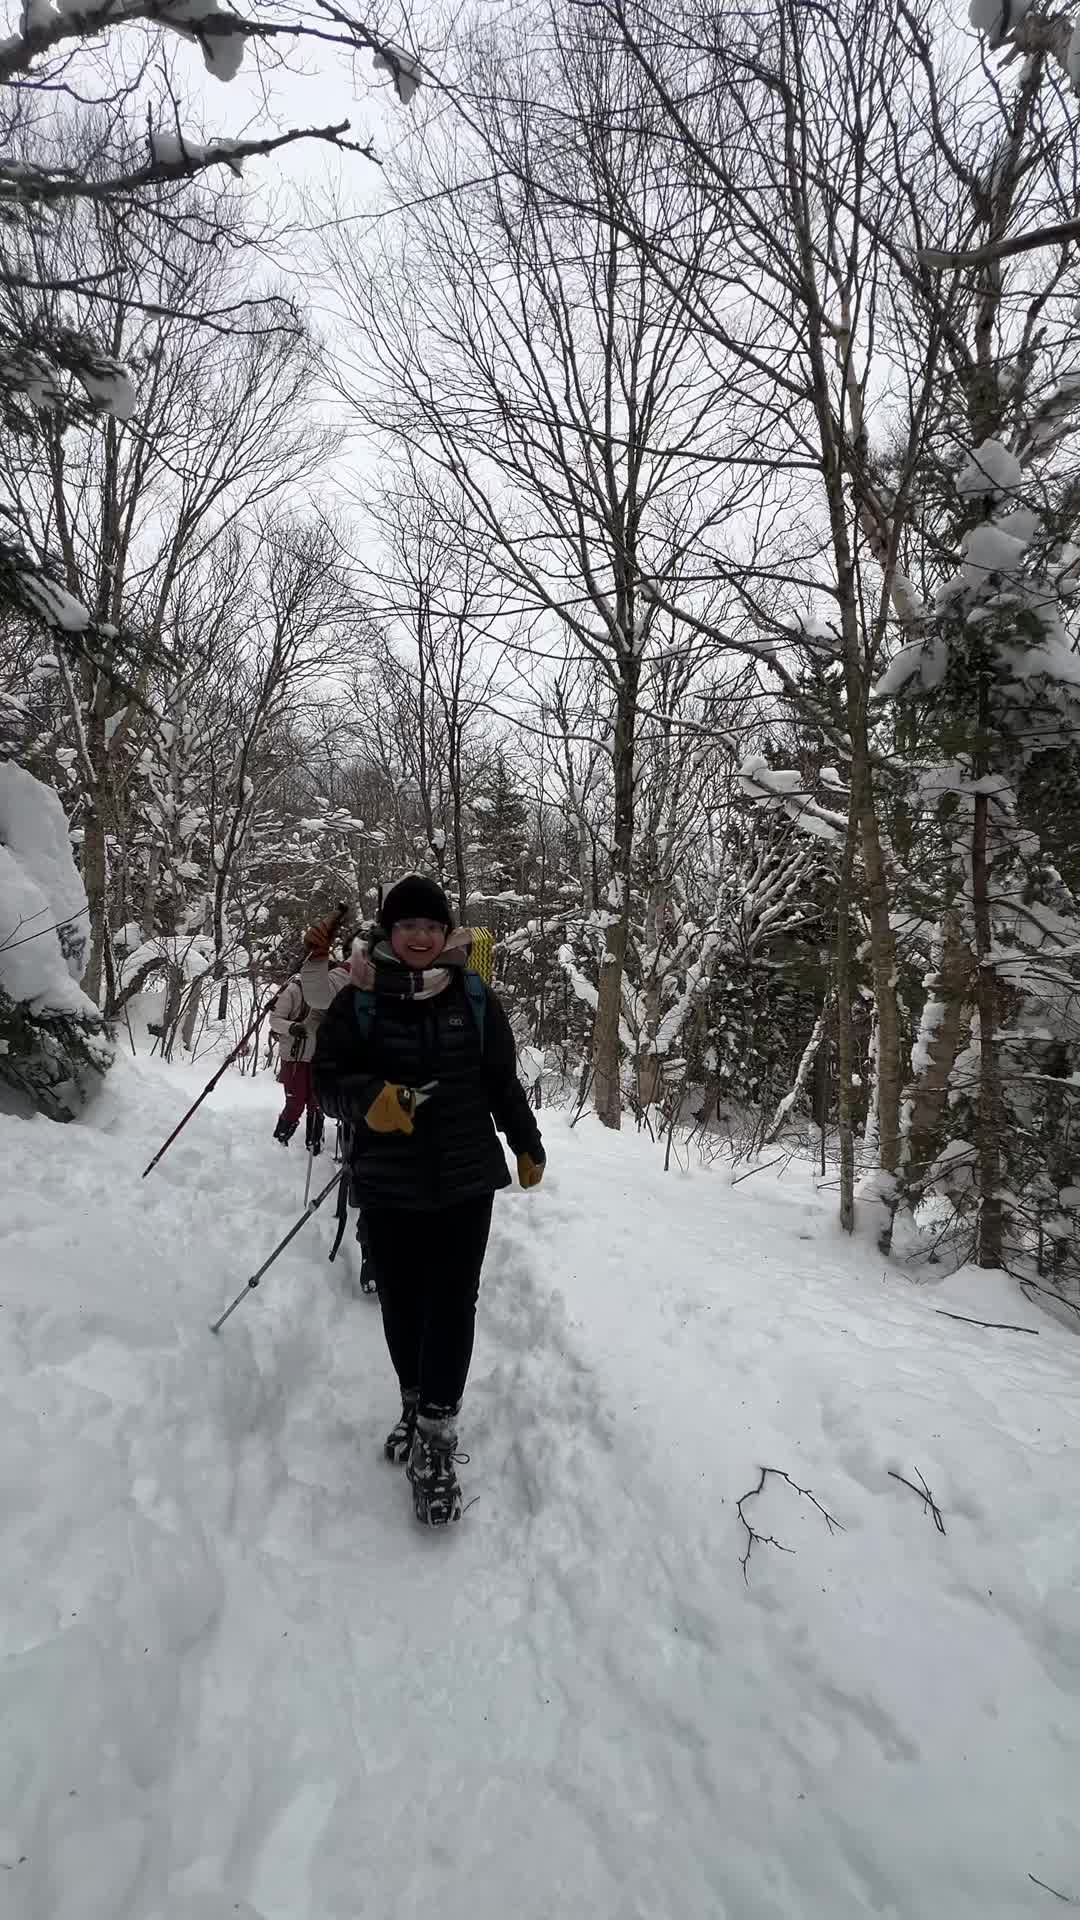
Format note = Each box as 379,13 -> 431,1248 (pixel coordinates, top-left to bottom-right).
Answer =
737,1466 -> 845,1585
887,1467 -> 947,1534
918,216 -> 1080,269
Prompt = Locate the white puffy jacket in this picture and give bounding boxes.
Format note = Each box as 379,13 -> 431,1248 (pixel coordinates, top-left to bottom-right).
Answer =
268,956 -> 349,1064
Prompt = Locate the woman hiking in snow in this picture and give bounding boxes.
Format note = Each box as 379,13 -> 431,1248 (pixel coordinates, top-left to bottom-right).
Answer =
313,874 -> 546,1527
268,908 -> 351,1152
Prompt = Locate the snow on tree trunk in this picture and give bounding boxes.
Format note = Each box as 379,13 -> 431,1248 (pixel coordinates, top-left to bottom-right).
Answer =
901,914 -> 974,1205
834,783 -> 860,1234
591,662 -> 638,1130
593,876 -> 630,1130
857,769 -> 902,1202
765,45 -> 905,1245
766,1010 -> 827,1144
0,761 -> 113,1118
972,780 -> 1004,1268
81,699 -> 110,1008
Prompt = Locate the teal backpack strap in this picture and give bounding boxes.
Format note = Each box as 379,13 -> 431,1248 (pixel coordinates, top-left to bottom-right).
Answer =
464,970 -> 487,1051
353,987 -> 375,1045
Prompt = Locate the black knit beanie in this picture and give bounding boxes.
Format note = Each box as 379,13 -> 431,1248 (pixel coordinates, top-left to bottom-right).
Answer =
380,874 -> 454,933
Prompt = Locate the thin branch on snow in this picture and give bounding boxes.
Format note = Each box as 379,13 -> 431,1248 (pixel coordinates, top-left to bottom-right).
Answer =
934,1309 -> 1039,1336
887,1468 -> 947,1536
730,1152 -> 793,1187
1028,1873 -> 1080,1906
737,1467 -> 845,1585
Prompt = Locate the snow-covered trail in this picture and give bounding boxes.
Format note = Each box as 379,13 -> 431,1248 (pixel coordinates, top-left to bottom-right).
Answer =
2,1057 -> 1078,1920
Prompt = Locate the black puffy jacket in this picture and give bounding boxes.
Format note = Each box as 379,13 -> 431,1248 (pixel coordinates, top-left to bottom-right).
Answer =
313,972 -> 544,1212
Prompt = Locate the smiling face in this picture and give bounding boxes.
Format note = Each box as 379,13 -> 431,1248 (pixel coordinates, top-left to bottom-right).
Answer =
390,917 -> 448,970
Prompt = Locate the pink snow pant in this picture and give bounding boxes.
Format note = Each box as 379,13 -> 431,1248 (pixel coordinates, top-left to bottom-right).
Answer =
277,1060 -> 318,1134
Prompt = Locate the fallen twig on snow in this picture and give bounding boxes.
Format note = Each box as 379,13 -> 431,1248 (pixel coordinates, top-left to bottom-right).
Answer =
934,1308 -> 1039,1335
1028,1872 -> 1080,1905
737,1466 -> 845,1585
888,1467 -> 946,1536
730,1152 -> 792,1187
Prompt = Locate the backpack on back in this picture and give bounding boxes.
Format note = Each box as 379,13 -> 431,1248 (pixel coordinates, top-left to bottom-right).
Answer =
353,970 -> 487,1052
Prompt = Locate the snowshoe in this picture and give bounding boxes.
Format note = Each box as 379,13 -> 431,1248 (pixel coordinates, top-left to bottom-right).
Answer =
407,1415 -> 467,1525
384,1391 -> 418,1463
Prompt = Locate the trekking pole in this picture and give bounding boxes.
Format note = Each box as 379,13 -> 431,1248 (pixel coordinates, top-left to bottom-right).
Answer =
209,1169 -> 344,1334
328,1145 -> 350,1262
141,982 -> 278,1179
303,1144 -> 315,1207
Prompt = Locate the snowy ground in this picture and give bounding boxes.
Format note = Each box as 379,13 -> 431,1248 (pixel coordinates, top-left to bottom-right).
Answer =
2,1055 -> 1079,1920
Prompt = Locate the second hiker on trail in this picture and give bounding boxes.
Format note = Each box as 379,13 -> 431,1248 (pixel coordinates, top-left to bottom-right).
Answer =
313,873 -> 546,1528
268,907 -> 350,1153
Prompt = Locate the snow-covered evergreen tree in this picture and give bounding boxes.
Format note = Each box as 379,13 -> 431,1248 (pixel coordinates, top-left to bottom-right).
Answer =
879,434 -> 1080,1279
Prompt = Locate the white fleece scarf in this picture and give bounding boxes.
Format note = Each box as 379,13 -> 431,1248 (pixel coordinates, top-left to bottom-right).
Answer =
348,926 -> 473,999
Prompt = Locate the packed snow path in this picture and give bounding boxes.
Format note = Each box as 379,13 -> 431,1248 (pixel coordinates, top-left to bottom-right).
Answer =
2,1057 -> 1078,1920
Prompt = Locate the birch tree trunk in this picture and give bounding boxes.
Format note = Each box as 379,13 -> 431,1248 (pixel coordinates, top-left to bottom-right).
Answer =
592,657 -> 639,1129
972,781 -> 1003,1268
835,778 -> 861,1233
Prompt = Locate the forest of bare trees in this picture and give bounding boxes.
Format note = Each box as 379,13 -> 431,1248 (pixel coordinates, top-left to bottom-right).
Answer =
4,0 -> 1080,1303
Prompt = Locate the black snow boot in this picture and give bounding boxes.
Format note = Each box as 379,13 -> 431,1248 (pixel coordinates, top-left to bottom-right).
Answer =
408,1412 -> 467,1525
384,1390 -> 418,1463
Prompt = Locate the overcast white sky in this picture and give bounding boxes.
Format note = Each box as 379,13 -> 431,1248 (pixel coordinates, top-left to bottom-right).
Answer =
155,12 -> 439,561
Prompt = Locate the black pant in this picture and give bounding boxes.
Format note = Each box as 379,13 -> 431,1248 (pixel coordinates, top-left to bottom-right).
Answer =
364,1195 -> 494,1417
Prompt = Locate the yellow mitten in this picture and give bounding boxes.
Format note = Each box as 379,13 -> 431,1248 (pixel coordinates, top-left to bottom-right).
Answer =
517,1153 -> 545,1189
365,1083 -> 420,1136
